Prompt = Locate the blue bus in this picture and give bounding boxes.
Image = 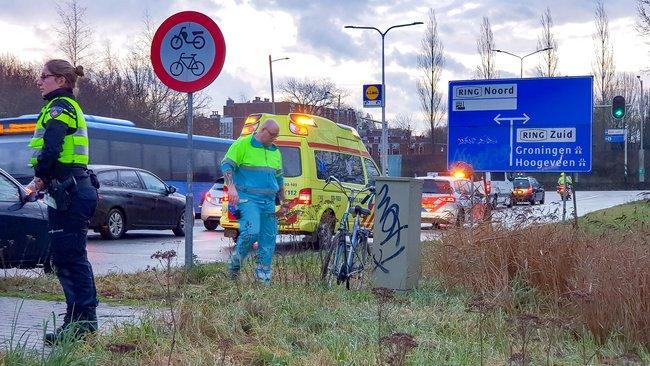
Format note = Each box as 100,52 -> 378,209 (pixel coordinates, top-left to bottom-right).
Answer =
0,115 -> 233,213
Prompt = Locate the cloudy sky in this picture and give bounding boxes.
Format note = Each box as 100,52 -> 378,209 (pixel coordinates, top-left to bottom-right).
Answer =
1,0 -> 648,132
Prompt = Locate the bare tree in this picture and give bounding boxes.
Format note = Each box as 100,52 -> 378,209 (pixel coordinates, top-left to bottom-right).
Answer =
593,0 -> 616,104
535,7 -> 559,77
0,55 -> 41,118
416,8 -> 445,149
636,0 -> 650,37
279,77 -> 343,115
55,0 -> 94,66
475,17 -> 497,79
392,113 -> 414,133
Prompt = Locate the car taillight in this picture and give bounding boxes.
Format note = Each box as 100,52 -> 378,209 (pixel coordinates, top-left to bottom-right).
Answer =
526,187 -> 533,193
298,188 -> 312,205
486,182 -> 491,195
222,186 -> 228,202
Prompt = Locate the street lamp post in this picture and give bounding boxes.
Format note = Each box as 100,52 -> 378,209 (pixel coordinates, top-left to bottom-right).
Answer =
345,22 -> 423,175
492,47 -> 553,78
269,55 -> 289,114
638,75 -> 645,183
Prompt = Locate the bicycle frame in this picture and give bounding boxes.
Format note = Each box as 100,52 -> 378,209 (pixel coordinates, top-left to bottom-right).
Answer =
324,176 -> 374,286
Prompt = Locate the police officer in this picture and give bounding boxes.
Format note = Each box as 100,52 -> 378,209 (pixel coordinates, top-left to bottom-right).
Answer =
222,118 -> 286,284
26,59 -> 99,344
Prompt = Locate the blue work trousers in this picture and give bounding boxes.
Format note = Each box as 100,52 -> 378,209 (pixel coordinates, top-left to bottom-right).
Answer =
48,181 -> 98,324
229,194 -> 278,283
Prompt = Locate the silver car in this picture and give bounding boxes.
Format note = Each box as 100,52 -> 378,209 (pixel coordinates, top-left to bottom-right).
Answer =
200,178 -> 224,230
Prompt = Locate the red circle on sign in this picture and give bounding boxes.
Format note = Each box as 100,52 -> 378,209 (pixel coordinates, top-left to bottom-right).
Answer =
151,11 -> 226,93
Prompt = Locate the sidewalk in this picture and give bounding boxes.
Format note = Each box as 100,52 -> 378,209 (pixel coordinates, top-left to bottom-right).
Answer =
0,297 -> 142,351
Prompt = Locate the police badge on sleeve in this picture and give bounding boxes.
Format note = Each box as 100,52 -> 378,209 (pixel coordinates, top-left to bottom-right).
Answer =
49,106 -> 64,118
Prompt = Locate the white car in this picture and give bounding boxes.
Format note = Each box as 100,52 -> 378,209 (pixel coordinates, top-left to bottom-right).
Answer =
200,178 -> 224,230
417,176 -> 486,227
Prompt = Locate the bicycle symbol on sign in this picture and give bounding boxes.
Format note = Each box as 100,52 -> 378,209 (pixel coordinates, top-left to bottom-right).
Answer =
170,26 -> 205,50
169,53 -> 205,77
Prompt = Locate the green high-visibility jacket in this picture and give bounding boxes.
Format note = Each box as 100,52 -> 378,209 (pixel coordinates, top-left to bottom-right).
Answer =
221,134 -> 283,197
28,96 -> 89,167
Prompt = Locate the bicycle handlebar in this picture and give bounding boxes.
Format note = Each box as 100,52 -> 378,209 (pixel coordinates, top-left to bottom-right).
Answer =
325,175 -> 375,206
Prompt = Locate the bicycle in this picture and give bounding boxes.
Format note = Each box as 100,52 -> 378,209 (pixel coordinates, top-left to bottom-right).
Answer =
320,176 -> 375,290
169,53 -> 205,77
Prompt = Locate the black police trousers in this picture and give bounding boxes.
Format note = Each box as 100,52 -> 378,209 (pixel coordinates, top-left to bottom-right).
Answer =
48,178 -> 99,324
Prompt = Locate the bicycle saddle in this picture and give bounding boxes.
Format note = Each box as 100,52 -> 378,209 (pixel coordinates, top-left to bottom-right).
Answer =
351,205 -> 371,217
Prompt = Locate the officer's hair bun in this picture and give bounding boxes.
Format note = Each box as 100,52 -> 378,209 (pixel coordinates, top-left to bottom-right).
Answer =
74,65 -> 84,77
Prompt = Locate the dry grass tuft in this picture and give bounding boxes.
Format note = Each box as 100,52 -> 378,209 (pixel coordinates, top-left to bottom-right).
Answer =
424,220 -> 650,348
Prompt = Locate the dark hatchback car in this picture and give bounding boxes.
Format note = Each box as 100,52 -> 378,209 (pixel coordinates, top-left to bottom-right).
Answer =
89,165 -> 186,239
511,176 -> 545,205
0,168 -> 50,271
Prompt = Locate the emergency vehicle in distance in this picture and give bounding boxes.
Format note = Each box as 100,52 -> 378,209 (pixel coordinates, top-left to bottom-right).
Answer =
219,113 -> 379,248
418,166 -> 489,228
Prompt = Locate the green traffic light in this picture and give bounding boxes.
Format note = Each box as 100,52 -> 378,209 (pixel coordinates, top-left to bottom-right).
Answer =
614,109 -> 623,118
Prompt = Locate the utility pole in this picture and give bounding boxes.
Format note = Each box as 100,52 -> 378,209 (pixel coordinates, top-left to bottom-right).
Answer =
345,22 -> 423,175
638,76 -> 645,183
268,55 -> 289,114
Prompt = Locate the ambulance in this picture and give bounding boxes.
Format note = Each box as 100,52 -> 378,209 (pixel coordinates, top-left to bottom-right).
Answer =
220,113 -> 380,247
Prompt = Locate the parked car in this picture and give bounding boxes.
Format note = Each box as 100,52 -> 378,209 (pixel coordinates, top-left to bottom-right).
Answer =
511,176 -> 545,205
0,168 -> 51,271
200,177 -> 224,231
89,165 -> 186,239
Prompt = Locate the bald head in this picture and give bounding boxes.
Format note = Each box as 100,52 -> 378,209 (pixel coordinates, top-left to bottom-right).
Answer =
257,118 -> 280,146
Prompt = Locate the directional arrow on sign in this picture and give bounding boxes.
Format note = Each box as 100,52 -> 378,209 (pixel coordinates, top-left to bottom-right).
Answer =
493,113 -> 530,125
493,113 -> 532,166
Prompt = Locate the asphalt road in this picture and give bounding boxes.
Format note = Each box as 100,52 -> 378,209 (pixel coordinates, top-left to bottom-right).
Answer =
5,190 -> 646,276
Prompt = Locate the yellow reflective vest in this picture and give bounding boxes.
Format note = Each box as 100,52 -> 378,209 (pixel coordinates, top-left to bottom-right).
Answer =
28,96 -> 89,167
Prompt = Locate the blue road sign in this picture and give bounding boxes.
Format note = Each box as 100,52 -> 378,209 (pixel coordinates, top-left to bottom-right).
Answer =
447,76 -> 593,172
604,129 -> 625,143
363,84 -> 382,108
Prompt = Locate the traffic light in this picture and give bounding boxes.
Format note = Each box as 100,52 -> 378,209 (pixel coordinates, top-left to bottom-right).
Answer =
612,95 -> 625,119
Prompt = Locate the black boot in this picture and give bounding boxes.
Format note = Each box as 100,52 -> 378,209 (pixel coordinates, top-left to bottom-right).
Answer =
44,319 -> 97,345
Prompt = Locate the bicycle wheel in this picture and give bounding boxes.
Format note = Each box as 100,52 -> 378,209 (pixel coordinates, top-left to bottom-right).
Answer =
321,231 -> 346,288
346,235 -> 370,290
169,61 -> 183,76
191,61 -> 205,76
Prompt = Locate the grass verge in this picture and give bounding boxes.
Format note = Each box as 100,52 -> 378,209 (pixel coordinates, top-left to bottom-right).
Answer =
1,200 -> 648,365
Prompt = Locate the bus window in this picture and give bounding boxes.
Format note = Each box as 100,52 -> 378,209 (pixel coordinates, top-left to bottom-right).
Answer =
194,149 -> 215,182
278,146 -> 301,178
143,144 -> 171,181
90,138 -> 110,165
171,147 -> 186,180
111,141 -> 142,168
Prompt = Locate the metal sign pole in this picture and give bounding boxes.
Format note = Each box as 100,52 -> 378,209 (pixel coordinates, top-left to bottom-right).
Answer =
185,92 -> 194,267
571,173 -> 578,227
562,179 -> 567,222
